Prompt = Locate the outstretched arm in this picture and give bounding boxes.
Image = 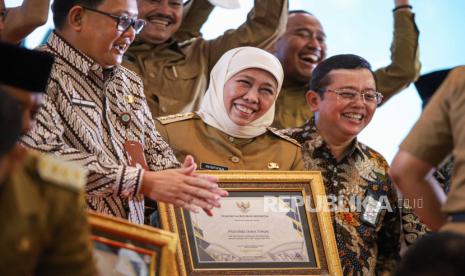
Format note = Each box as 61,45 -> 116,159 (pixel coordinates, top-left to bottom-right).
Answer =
375,0 -> 420,103
1,0 -> 50,43
174,0 -> 214,42
205,0 -> 288,70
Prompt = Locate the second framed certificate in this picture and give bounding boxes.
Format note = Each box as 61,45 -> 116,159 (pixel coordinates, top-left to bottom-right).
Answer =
159,171 -> 342,276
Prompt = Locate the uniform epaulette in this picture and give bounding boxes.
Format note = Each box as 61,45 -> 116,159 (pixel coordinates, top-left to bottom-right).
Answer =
178,37 -> 198,48
155,112 -> 197,125
35,154 -> 87,192
267,127 -> 302,147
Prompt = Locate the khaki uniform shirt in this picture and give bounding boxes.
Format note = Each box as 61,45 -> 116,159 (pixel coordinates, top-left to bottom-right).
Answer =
0,152 -> 95,275
155,113 -> 304,171
123,0 -> 287,118
400,66 -> 465,215
273,10 -> 421,129
174,0 -> 215,42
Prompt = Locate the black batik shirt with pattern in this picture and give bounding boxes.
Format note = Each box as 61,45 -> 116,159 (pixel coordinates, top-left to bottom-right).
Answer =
285,119 -> 401,276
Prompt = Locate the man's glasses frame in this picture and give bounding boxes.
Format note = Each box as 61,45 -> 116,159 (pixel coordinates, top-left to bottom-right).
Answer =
322,88 -> 383,106
82,6 -> 146,34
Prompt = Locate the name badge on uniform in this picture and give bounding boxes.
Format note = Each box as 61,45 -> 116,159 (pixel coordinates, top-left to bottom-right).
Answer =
361,195 -> 383,227
71,98 -> 96,108
124,140 -> 148,170
200,162 -> 228,171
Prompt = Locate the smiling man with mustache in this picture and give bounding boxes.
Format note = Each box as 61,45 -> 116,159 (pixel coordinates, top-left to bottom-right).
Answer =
123,0 -> 288,119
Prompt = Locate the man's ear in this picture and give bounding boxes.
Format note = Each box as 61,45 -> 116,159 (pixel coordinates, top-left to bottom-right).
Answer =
306,90 -> 321,113
67,6 -> 85,31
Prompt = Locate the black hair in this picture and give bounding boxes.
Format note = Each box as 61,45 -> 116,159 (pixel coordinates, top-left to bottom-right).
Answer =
52,0 -> 105,29
415,69 -> 451,109
289,10 -> 313,16
309,54 -> 376,95
0,41 -> 54,92
395,232 -> 465,276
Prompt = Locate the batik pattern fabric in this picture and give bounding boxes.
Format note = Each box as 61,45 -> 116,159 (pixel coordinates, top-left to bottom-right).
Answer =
285,119 -> 401,276
21,31 -> 179,224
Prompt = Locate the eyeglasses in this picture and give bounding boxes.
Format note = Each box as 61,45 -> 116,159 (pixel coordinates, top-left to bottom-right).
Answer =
323,88 -> 383,105
82,6 -> 146,34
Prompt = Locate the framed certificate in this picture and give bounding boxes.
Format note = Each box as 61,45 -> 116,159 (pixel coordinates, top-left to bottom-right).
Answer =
158,171 -> 342,276
87,211 -> 178,276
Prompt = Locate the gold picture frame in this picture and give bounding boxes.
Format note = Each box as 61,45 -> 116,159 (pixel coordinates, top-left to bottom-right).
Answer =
87,211 -> 178,276
158,171 -> 342,276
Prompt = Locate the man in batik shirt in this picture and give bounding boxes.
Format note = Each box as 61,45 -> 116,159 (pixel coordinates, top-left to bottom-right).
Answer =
285,54 -> 401,275
21,0 -> 226,224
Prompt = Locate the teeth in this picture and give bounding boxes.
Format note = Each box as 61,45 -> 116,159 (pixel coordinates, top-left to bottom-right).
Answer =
235,104 -> 253,114
114,44 -> 125,52
149,18 -> 169,26
300,54 -> 319,63
343,113 -> 363,120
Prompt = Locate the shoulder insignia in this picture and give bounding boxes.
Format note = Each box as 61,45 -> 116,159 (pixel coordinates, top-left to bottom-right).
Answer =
267,127 -> 302,147
36,154 -> 87,191
156,112 -> 197,125
178,37 -> 198,48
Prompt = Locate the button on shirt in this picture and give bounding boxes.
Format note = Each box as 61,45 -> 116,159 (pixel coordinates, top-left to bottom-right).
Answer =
285,118 -> 401,275
21,32 -> 179,224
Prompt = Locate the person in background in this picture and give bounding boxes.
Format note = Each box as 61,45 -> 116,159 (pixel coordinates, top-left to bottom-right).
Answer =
0,42 -> 96,276
21,0 -> 227,225
395,232 -> 465,276
123,0 -> 288,118
0,0 -> 50,43
414,69 -> 454,195
390,66 -> 465,233
286,54 -> 401,275
272,0 -> 419,128
401,69 -> 453,246
155,47 -> 304,171
176,0 -> 419,128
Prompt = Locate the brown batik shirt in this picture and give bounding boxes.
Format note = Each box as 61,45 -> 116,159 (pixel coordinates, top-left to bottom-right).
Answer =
21,32 -> 179,224
285,119 -> 401,276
